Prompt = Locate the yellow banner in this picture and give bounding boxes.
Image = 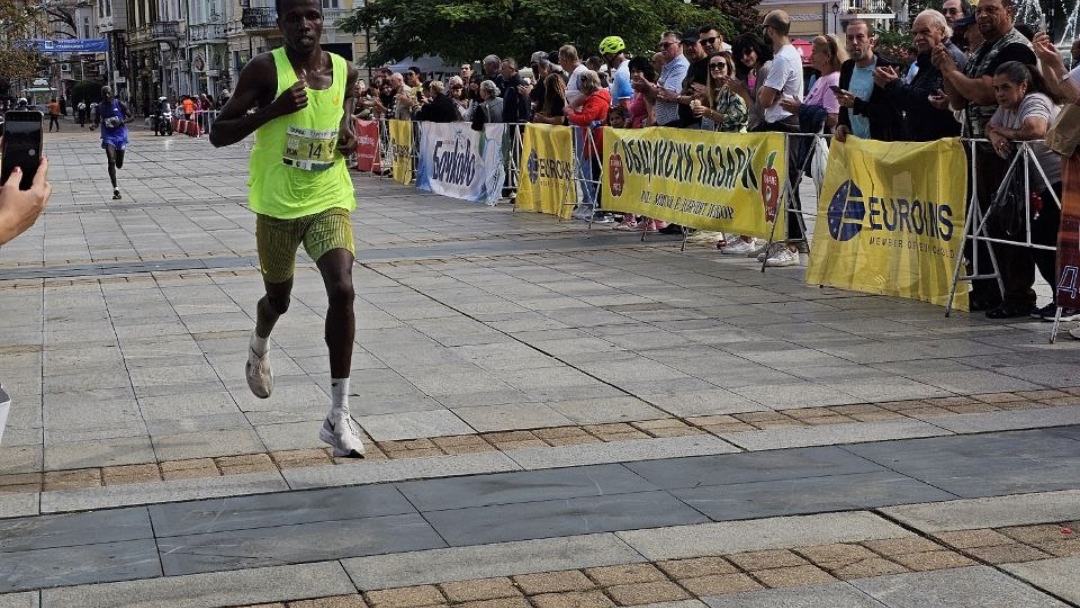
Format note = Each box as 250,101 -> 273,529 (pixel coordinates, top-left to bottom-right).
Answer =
388,119 -> 414,185
516,124 -> 575,219
806,137 -> 969,311
601,127 -> 787,238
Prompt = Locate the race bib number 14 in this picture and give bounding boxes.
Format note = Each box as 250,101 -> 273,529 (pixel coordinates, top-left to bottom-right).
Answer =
283,125 -> 338,171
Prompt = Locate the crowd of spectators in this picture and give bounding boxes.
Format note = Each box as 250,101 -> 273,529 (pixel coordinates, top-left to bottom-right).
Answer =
350,2 -> 1079,328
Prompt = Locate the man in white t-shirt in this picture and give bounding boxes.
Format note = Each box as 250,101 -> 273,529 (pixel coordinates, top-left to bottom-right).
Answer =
559,45 -> 589,108
756,10 -> 806,267
757,10 -> 803,131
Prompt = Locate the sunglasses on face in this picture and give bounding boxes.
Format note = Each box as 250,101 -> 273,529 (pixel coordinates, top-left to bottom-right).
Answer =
451,85 -> 463,89
709,63 -> 727,70
659,41 -> 674,49
701,37 -> 717,45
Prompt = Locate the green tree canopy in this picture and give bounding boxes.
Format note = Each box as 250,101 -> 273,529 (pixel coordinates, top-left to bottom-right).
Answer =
0,2 -> 45,96
339,0 -> 733,67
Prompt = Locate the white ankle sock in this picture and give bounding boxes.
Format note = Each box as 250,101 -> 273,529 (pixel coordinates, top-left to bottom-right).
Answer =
330,377 -> 350,417
250,332 -> 268,357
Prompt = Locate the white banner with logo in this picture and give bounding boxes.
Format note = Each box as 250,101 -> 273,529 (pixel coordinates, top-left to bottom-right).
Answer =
417,122 -> 506,205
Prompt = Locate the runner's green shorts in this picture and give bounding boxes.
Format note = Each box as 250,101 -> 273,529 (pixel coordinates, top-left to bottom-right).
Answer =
255,207 -> 354,284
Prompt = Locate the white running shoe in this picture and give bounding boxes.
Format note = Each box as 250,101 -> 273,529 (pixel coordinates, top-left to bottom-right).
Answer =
319,414 -> 366,458
245,346 -> 273,398
755,242 -> 785,262
764,247 -> 800,267
720,239 -> 756,255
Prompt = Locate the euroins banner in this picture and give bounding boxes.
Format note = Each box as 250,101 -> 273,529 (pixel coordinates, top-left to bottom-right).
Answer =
601,128 -> 787,238
1056,153 -> 1080,311
417,123 -> 506,205
516,124 -> 576,219
388,120 -> 414,185
806,137 -> 969,311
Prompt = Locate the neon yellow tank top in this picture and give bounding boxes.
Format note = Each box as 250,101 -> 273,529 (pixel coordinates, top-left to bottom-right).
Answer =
248,47 -> 354,218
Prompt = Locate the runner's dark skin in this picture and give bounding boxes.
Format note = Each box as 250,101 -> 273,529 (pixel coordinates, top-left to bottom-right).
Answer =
210,0 -> 359,379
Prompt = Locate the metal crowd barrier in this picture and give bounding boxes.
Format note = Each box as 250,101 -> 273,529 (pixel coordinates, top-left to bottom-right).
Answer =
238,118 -> 1072,337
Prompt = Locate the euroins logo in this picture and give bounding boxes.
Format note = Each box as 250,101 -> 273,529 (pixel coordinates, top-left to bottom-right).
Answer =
527,149 -> 540,185
826,180 -> 955,242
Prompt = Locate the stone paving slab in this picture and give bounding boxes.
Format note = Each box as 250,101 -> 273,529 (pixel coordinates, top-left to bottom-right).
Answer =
845,428 -> 1080,498
502,436 -> 740,470
342,534 -> 646,590
1002,557 -> 1080,604
670,471 -> 956,521
849,566 -> 1069,607
719,420 -> 947,451
881,490 -> 1080,532
39,561 -> 356,608
395,464 -> 657,511
926,406 -> 1080,434
38,471 -> 288,514
282,451 -> 521,490
615,512 -> 913,561
700,581 -> 883,608
0,538 -> 162,593
0,593 -> 36,608
157,513 -> 445,576
0,507 -> 151,553
422,490 -> 710,547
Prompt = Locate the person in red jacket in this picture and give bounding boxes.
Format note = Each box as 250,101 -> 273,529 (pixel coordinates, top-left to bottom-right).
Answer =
564,70 -> 611,221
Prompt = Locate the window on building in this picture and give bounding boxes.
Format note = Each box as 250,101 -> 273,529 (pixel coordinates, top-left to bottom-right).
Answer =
83,17 -> 91,38
322,0 -> 339,8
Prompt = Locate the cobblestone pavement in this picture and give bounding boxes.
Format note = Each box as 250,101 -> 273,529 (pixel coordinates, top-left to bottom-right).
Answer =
1,124 -> 1078,607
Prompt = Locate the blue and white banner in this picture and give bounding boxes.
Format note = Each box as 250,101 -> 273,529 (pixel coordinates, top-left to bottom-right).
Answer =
417,122 -> 506,205
23,38 -> 109,54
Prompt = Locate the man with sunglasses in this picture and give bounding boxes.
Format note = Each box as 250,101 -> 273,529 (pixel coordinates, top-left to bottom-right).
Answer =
698,26 -> 732,54
653,31 -> 689,127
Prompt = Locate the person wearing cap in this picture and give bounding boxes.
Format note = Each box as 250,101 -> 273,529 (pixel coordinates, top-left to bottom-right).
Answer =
600,36 -> 634,111
652,31 -> 690,127
672,28 -> 710,129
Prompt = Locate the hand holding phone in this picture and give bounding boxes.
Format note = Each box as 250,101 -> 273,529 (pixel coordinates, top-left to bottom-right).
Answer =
829,85 -> 847,95
0,156 -> 50,246
0,111 -> 44,191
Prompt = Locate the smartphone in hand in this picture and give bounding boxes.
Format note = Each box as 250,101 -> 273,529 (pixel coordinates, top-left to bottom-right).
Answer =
829,85 -> 847,95
1,111 -> 44,191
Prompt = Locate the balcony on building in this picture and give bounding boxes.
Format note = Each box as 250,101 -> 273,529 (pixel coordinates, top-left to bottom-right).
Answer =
150,21 -> 181,41
242,7 -> 278,32
839,0 -> 894,20
128,25 -> 149,44
321,7 -> 347,25
188,22 -> 227,44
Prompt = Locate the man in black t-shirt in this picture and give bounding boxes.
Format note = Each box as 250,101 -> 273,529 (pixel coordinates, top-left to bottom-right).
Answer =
673,29 -> 710,129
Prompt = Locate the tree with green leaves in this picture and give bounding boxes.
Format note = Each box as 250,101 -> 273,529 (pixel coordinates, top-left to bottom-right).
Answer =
0,2 -> 46,97
339,0 -> 731,67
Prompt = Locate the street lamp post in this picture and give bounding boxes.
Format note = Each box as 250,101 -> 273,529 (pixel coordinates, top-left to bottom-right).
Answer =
832,2 -> 840,34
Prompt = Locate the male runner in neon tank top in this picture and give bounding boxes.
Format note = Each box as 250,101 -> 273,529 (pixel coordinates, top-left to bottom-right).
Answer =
210,0 -> 364,457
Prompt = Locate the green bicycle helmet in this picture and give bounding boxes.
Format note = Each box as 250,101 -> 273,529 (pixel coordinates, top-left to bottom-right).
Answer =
599,36 -> 626,56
